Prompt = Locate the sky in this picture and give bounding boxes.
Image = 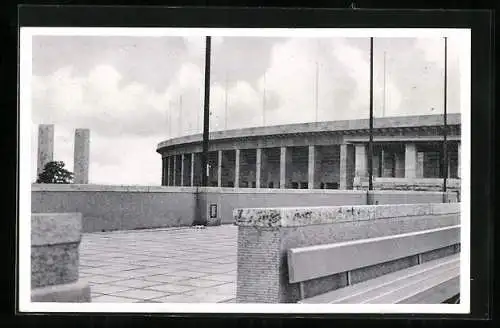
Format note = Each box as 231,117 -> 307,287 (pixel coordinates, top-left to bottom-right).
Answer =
29,32 -> 464,185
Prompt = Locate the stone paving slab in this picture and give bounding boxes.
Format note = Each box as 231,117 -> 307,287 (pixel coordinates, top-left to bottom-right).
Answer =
80,225 -> 237,303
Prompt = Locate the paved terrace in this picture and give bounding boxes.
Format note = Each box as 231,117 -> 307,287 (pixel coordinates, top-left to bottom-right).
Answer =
79,225 -> 237,303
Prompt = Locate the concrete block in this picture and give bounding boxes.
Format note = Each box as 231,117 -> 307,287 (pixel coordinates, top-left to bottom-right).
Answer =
31,213 -> 82,246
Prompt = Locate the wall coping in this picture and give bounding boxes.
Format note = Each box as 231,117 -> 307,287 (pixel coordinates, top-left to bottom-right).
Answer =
234,203 -> 460,228
32,213 -> 82,246
32,184 -> 457,195
31,184 -> 197,193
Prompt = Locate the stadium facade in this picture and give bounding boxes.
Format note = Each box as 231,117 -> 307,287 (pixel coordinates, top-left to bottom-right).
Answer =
156,113 -> 461,191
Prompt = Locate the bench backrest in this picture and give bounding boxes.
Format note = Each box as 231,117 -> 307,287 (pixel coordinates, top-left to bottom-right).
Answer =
287,225 -> 460,284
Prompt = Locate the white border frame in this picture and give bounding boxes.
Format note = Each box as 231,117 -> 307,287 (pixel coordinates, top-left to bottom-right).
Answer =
19,27 -> 471,314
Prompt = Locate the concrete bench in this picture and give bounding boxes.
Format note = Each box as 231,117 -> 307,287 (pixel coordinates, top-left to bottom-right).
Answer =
288,225 -> 460,304
31,213 -> 91,302
234,202 -> 460,303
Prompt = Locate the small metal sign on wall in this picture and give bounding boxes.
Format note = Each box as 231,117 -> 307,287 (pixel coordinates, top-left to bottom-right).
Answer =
209,204 -> 218,219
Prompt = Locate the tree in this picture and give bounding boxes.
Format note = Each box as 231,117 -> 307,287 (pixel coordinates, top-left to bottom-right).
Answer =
36,161 -> 74,184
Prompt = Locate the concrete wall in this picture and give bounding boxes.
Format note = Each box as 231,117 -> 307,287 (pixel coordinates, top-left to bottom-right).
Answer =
32,184 -> 197,233
32,184 -> 457,233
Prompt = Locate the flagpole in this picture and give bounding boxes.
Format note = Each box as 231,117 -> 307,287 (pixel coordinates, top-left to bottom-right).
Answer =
315,39 -> 320,122
443,36 -> 448,193
368,37 -> 374,191
263,72 -> 266,126
225,71 -> 228,130
201,36 -> 211,188
383,51 -> 386,117
179,95 -> 183,137
315,61 -> 319,122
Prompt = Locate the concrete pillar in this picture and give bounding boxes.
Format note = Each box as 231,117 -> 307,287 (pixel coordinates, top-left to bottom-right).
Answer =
280,147 -> 287,188
394,152 -> 405,178
74,129 -> 90,184
166,156 -> 171,186
37,124 -> 55,178
217,150 -> 223,187
172,155 -> 177,186
354,144 -> 367,178
417,152 -> 424,178
235,149 -> 240,188
308,145 -> 315,189
340,144 -> 356,189
161,157 -> 166,186
380,149 -> 385,177
180,154 -> 185,186
405,143 -> 417,179
256,148 -> 262,189
190,153 -> 195,186
457,143 -> 461,179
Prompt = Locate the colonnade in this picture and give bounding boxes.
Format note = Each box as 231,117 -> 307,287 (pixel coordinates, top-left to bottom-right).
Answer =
161,142 -> 461,189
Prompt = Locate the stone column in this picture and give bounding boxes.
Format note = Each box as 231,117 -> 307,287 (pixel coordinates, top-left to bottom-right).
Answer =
256,148 -> 262,189
280,147 -> 287,189
417,152 -> 424,178
217,150 -> 223,187
405,143 -> 418,179
394,152 -> 405,178
74,129 -> 90,184
161,157 -> 166,186
379,149 -> 385,177
37,124 -> 55,178
166,156 -> 170,186
235,149 -> 240,188
354,144 -> 367,178
172,155 -> 177,186
308,145 -> 316,189
340,144 -> 355,190
191,153 -> 195,186
180,154 -> 185,186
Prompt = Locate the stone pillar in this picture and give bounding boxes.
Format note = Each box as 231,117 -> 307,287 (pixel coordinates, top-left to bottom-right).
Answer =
191,153 -> 195,186
340,144 -> 355,190
280,147 -> 287,189
256,148 -> 262,189
405,144 -> 417,179
457,143 -> 461,179
217,150 -> 223,187
37,124 -> 55,178
394,152 -> 405,178
180,154 -> 185,186
31,213 -> 91,302
172,155 -> 177,186
166,156 -> 171,186
235,149 -> 240,188
161,157 -> 166,186
73,129 -> 90,184
308,145 -> 315,189
354,144 -> 367,178
417,152 -> 424,178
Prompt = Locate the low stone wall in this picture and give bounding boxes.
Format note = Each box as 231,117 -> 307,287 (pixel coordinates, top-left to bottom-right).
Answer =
234,203 -> 460,303
32,184 -> 458,232
31,213 -> 91,302
32,184 -> 197,233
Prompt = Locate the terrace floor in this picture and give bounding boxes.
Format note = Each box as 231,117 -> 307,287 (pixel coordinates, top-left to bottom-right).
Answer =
79,224 -> 237,303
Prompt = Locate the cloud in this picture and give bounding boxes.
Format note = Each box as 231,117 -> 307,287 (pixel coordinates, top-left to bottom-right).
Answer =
31,35 -> 464,185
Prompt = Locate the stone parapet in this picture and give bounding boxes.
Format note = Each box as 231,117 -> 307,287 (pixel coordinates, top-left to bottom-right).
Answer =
234,203 -> 460,303
31,213 -> 91,302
